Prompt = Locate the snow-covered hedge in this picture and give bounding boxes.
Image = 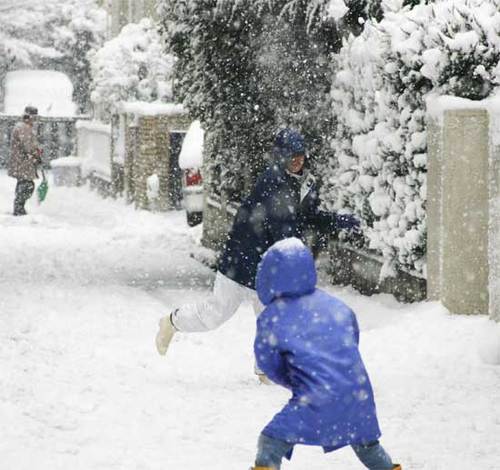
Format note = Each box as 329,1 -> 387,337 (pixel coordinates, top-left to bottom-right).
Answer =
158,0 -> 378,201
320,0 -> 500,275
90,19 -> 175,121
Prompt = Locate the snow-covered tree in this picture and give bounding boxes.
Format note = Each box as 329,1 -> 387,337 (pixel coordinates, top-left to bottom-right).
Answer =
319,0 -> 500,275
158,0 -> 273,200
158,0 -> 376,202
0,0 -> 107,113
52,2 -> 108,113
90,18 -> 176,121
0,1 -> 59,70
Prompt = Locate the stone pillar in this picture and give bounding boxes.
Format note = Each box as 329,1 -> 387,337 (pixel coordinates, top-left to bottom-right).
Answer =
146,0 -> 158,21
0,68 -> 6,113
111,0 -> 127,37
427,108 -> 490,315
426,117 -> 444,301
135,116 -> 155,210
488,126 -> 500,322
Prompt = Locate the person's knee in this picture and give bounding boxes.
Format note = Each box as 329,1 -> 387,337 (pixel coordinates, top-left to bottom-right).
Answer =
26,181 -> 35,196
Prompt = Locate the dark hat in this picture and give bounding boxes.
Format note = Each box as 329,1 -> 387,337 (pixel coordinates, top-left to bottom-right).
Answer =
273,128 -> 306,160
23,106 -> 38,117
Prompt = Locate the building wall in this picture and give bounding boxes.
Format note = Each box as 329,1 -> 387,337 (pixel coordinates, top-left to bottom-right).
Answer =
109,0 -> 158,37
144,0 -> 158,19
120,112 -> 190,211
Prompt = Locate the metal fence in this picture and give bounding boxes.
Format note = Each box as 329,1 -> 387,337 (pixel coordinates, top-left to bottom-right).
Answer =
0,114 -> 87,169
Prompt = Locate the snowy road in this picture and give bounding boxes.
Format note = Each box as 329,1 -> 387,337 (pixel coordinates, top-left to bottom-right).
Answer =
1,172 -> 500,470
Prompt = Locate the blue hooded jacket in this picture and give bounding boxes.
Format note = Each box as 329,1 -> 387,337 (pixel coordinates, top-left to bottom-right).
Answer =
254,238 -> 381,452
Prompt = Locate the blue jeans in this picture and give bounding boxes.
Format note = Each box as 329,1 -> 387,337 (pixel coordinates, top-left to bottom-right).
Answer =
255,433 -> 395,469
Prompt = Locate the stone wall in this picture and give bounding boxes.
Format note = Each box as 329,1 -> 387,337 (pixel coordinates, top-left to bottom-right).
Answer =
201,193 -> 426,302
328,242 -> 427,302
119,110 -> 190,211
134,116 -> 155,209
202,195 -> 237,251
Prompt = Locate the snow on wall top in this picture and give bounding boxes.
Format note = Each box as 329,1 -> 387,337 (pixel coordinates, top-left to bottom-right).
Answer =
426,93 -> 500,146
179,120 -> 204,169
75,120 -> 111,134
4,70 -> 77,117
119,101 -> 185,117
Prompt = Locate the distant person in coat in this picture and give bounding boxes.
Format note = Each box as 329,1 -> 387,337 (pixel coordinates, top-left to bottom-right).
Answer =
156,128 -> 360,369
251,237 -> 401,470
8,106 -> 41,216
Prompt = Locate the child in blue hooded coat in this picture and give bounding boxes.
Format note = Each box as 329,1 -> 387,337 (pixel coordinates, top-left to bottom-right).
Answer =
253,238 -> 401,470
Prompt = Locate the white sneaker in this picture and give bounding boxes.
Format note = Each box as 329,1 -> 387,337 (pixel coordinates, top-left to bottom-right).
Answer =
155,314 -> 177,355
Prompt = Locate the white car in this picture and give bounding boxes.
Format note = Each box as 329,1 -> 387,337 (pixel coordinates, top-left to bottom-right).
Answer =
179,120 -> 204,226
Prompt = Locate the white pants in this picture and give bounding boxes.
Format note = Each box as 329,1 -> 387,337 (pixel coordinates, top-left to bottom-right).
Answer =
171,272 -> 262,333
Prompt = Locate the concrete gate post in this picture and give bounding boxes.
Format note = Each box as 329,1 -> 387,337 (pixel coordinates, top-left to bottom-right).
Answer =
427,106 -> 491,315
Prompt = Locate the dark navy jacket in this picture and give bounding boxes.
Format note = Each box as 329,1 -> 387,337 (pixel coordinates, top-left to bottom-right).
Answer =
218,166 -> 358,289
254,238 -> 381,451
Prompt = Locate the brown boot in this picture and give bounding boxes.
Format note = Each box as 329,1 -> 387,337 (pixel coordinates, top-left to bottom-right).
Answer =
393,465 -> 402,470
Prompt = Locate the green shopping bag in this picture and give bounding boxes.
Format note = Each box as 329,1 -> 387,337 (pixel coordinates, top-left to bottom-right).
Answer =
37,170 -> 49,203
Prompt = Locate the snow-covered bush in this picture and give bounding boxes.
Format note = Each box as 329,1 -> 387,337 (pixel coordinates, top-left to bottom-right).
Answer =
320,0 -> 500,275
90,18 -> 175,121
0,0 -> 107,112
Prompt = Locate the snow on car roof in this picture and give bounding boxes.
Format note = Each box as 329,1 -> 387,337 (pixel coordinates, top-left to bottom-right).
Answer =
179,120 -> 204,169
4,69 -> 77,117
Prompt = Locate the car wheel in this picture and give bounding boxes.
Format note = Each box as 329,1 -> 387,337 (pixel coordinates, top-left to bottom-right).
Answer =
187,211 -> 203,227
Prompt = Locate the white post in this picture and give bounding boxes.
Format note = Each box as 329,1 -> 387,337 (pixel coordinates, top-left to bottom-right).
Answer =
426,117 -> 444,301
441,109 -> 490,315
488,113 -> 500,322
427,100 -> 492,315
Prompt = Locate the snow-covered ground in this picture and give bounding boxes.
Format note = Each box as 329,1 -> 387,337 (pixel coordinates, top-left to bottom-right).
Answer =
1,171 -> 499,469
